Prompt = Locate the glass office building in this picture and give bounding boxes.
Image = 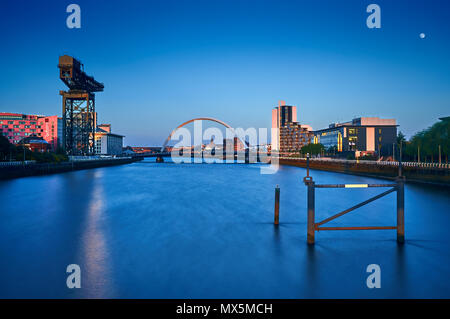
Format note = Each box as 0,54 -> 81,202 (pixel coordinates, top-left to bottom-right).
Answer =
313,117 -> 397,157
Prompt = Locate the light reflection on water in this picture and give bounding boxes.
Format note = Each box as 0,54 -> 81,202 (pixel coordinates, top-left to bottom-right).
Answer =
0,158 -> 449,298
78,170 -> 115,298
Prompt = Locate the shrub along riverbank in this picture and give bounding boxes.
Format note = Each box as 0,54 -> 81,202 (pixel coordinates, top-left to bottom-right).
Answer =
0,135 -> 67,163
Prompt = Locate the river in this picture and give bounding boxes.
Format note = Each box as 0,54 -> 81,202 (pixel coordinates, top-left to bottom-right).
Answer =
0,159 -> 449,298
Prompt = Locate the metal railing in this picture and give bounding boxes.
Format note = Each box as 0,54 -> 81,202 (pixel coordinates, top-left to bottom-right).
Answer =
68,156 -> 131,162
279,156 -> 449,169
303,154 -> 405,244
0,157 -> 132,166
0,161 -> 36,166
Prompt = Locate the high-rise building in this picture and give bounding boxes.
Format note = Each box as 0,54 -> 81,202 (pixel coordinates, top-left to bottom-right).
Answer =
0,112 -> 62,150
271,101 -> 313,152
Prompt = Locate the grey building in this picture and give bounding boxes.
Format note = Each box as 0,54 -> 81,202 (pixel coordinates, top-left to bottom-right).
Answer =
94,125 -> 124,155
313,117 -> 398,157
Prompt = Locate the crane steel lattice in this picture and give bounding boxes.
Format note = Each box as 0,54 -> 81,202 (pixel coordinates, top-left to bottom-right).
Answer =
58,55 -> 104,155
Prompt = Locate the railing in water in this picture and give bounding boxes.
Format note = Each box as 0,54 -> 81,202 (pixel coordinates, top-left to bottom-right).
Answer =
302,154 -> 405,244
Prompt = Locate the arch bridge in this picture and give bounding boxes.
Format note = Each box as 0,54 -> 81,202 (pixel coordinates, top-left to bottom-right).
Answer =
152,117 -> 267,163
160,117 -> 249,153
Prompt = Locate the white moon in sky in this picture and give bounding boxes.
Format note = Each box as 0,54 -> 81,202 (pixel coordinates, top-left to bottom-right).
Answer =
420,33 -> 426,39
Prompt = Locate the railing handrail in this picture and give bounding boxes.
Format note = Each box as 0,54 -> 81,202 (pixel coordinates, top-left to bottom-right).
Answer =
0,157 -> 132,166
0,160 -> 36,166
277,156 -> 449,169
315,183 -> 397,188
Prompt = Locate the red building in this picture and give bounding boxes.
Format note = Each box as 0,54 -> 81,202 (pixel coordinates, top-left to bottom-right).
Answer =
0,113 -> 62,150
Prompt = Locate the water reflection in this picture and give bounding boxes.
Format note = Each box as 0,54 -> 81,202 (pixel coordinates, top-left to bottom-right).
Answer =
394,243 -> 408,297
0,160 -> 449,298
304,244 -> 318,298
79,170 -> 114,298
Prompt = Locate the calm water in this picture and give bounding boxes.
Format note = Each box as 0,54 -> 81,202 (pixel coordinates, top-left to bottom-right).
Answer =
0,159 -> 449,298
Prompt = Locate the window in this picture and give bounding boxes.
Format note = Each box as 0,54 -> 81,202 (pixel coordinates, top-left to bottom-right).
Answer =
8,121 -> 13,124
378,129 -> 382,134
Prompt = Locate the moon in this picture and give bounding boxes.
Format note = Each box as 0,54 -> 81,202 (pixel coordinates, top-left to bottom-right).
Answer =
419,33 -> 426,39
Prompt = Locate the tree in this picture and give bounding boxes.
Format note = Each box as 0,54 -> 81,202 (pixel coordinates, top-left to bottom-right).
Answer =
0,135 -> 13,161
300,143 -> 325,156
403,117 -> 449,162
397,131 -> 406,145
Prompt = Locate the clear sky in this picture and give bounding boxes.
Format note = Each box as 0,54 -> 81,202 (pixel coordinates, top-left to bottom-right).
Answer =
0,0 -> 449,146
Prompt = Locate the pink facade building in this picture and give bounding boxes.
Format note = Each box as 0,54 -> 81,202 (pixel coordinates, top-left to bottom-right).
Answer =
0,113 -> 62,151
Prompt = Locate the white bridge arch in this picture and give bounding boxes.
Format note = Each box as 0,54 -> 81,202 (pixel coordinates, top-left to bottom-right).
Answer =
160,117 -> 249,152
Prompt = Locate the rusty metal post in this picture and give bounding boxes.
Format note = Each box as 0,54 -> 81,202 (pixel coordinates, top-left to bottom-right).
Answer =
274,185 -> 280,225
396,177 -> 405,243
306,153 -> 310,178
307,180 -> 315,244
303,153 -> 315,244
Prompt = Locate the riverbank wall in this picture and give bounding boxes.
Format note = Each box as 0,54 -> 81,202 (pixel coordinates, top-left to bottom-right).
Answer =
279,158 -> 450,186
0,157 -> 142,180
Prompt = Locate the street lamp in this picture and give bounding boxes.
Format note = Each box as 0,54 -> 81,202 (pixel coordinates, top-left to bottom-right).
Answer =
392,143 -> 395,162
439,145 -> 441,165
418,145 -> 420,163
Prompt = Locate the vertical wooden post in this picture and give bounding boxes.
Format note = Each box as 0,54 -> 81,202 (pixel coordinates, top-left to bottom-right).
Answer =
307,181 -> 315,244
397,178 -> 405,243
274,185 -> 280,225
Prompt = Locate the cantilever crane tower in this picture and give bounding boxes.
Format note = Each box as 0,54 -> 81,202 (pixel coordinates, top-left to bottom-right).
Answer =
58,55 -> 104,155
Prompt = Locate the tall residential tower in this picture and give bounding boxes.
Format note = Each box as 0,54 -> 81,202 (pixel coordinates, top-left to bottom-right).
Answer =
271,101 -> 313,152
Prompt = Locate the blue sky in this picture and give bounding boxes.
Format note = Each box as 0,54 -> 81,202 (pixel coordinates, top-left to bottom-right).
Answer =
0,0 -> 449,146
